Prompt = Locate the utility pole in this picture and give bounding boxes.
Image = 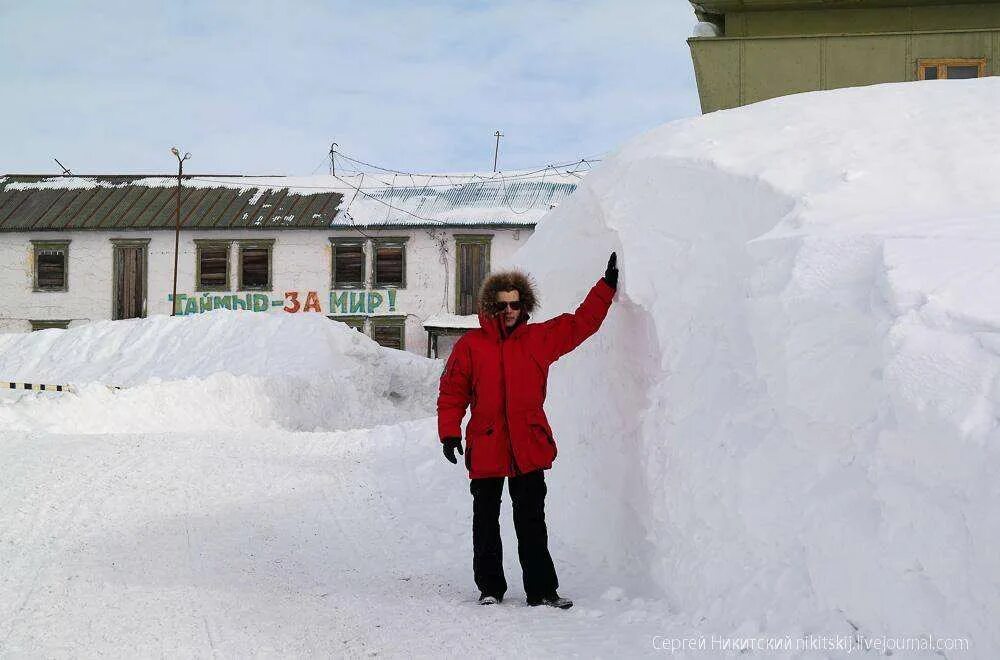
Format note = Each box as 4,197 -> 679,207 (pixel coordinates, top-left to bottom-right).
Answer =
493,130 -> 503,172
170,147 -> 191,316
53,158 -> 72,175
329,142 -> 338,175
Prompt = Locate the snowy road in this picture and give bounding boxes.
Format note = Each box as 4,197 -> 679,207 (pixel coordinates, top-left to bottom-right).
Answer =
0,419 -> 682,657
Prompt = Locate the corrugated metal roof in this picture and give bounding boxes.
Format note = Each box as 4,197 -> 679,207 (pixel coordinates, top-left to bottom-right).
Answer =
0,171 -> 583,231
0,175 -> 341,232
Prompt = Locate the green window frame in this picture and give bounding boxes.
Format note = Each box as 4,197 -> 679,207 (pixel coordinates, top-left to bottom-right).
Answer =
330,238 -> 367,288
237,239 -> 274,291
454,234 -> 493,315
30,319 -> 71,331
195,239 -> 233,291
328,314 -> 366,333
31,240 -> 70,292
371,315 -> 406,351
373,237 -> 408,289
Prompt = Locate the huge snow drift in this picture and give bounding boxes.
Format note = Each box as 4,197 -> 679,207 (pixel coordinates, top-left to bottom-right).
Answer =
0,312 -> 439,432
514,78 -> 1000,653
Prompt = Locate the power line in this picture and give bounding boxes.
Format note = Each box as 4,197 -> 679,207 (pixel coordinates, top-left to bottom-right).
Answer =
331,148 -> 604,181
328,171 -> 450,227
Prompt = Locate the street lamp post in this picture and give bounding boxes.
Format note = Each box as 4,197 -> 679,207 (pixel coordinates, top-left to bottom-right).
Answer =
170,147 -> 191,316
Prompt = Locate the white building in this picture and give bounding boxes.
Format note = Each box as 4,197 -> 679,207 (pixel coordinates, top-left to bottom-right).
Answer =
0,171 -> 582,356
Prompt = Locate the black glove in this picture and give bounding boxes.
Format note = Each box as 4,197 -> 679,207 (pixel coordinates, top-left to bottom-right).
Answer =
442,437 -> 464,464
604,251 -> 618,289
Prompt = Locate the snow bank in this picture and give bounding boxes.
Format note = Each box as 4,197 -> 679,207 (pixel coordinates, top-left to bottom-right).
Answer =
0,312 -> 440,432
513,79 -> 1000,653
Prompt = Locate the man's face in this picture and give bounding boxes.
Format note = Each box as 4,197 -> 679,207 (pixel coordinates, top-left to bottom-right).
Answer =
495,290 -> 522,328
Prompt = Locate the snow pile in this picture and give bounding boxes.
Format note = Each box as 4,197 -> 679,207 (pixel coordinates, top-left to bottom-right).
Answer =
0,312 -> 440,433
512,79 -> 1000,652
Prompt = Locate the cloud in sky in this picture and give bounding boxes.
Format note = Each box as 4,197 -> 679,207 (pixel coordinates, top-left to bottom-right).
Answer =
1,0 -> 701,175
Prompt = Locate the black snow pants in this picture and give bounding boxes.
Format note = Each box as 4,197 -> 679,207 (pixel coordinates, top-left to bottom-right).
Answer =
470,469 -> 558,600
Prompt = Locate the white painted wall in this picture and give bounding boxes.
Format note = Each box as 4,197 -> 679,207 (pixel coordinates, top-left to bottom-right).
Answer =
0,227 -> 531,355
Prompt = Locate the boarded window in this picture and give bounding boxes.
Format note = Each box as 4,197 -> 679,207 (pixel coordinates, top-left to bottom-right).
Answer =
32,241 -> 69,291
30,320 -> 70,331
239,240 -> 273,290
372,317 -> 405,351
196,240 -> 231,290
374,239 -> 407,288
455,235 -> 492,315
329,315 -> 365,333
918,58 -> 987,80
332,241 -> 365,287
947,65 -> 980,80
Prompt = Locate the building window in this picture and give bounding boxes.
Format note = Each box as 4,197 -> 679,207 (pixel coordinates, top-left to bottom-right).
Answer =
918,58 -> 987,80
373,237 -> 407,288
330,239 -> 366,288
238,239 -> 274,291
328,315 -> 366,333
455,234 -> 492,315
371,316 -> 406,350
195,239 -> 232,291
30,320 -> 71,331
31,240 -> 69,291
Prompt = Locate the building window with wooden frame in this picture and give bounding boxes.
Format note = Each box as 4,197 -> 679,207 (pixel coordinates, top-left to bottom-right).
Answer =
918,58 -> 987,81
371,316 -> 406,351
31,240 -> 70,291
328,315 -> 366,333
30,320 -> 71,331
238,239 -> 274,291
195,239 -> 232,291
373,237 -> 407,288
330,238 -> 366,288
455,234 -> 492,315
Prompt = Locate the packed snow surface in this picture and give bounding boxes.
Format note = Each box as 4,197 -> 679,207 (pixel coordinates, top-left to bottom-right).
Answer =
3,78 -> 1000,657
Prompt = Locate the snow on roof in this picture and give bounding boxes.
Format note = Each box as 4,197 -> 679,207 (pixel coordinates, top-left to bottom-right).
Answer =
0,169 -> 585,231
422,313 -> 481,330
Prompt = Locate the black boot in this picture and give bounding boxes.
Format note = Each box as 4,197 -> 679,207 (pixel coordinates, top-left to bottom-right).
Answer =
527,592 -> 573,609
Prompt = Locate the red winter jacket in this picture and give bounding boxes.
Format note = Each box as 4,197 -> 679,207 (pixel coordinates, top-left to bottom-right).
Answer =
437,278 -> 615,479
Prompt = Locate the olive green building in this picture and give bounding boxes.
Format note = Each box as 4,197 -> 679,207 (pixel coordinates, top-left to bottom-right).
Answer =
688,0 -> 1000,113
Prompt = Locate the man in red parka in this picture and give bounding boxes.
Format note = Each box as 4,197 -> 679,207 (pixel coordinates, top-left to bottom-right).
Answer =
437,253 -> 618,609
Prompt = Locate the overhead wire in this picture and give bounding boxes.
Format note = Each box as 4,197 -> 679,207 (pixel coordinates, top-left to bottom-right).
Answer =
187,168 -> 582,191
331,148 -> 603,182
183,149 -> 603,232
338,167 -> 373,240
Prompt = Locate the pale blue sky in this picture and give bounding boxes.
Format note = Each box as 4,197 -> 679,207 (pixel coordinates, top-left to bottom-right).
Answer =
1,1 -> 700,175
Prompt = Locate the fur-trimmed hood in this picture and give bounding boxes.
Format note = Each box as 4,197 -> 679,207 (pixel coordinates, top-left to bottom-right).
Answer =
476,270 -> 539,316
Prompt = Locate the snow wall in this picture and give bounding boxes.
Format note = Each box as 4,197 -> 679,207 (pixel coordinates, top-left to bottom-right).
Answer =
0,312 -> 440,433
513,79 -> 1000,650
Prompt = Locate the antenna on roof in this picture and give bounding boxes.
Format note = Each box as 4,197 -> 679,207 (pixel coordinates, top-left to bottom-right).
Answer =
493,131 -> 503,173
53,158 -> 72,175
329,142 -> 338,175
